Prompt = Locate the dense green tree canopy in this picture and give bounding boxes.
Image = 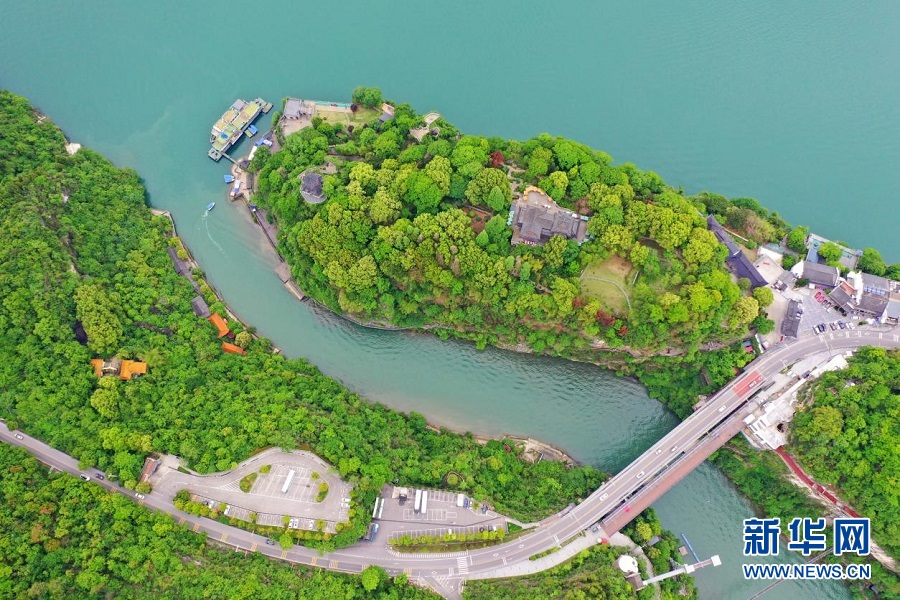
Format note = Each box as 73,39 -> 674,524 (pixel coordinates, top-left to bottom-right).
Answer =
791,347 -> 900,556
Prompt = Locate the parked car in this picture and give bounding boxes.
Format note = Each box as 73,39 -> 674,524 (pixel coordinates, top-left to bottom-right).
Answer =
830,322 -> 837,331
266,538 -> 276,545
95,473 -> 105,480
80,474 -> 90,481
838,321 -> 846,329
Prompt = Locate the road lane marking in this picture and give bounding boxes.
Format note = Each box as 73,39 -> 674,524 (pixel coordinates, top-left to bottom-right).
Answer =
220,533 -> 228,542
404,568 -> 412,576
250,542 -> 257,552
281,550 -> 287,559
310,557 -> 317,566
329,560 -> 338,569
192,523 -> 200,532
178,517 -> 185,525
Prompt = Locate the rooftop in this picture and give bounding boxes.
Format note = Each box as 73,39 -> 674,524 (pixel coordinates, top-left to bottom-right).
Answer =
222,341 -> 246,355
801,261 -> 840,288
300,172 -> 326,204
510,187 -> 587,246
191,296 -> 211,318
781,299 -> 802,338
805,233 -> 860,271
706,215 -> 767,288
284,98 -> 316,120
209,313 -> 230,338
119,359 -> 147,380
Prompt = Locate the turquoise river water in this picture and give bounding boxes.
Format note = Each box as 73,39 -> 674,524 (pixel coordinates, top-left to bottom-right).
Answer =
5,2 -> 900,598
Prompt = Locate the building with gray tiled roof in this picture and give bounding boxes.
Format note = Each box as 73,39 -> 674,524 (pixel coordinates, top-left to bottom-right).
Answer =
706,215 -> 767,288
510,187 -> 587,246
799,261 -> 840,288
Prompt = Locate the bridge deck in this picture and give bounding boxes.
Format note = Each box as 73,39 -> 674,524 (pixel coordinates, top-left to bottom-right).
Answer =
601,406 -> 751,533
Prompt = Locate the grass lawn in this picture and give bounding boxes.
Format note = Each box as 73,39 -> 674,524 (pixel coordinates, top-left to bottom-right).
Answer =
315,106 -> 380,127
581,256 -> 634,315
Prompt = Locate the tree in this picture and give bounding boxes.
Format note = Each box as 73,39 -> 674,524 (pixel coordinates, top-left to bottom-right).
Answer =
74,283 -> 124,355
857,247 -> 886,276
635,521 -> 653,543
786,226 -> 809,253
465,168 -> 510,207
360,566 -> 384,592
731,296 -> 759,326
404,171 -> 443,214
817,241 -> 843,265
234,331 -> 252,349
351,86 -> 383,109
540,171 -> 568,200
752,286 -> 774,307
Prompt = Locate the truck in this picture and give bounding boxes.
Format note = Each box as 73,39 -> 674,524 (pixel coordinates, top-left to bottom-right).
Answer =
414,489 -> 422,513
743,414 -> 757,425
363,523 -> 379,542
420,491 -> 429,516
456,493 -> 466,508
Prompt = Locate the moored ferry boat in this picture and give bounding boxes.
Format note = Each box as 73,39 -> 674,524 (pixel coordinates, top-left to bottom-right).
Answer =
207,97 -> 272,161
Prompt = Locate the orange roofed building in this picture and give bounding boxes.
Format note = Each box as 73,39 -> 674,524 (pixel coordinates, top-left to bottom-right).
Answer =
120,360 -> 147,380
90,357 -> 147,380
221,341 -> 246,355
208,313 -> 230,338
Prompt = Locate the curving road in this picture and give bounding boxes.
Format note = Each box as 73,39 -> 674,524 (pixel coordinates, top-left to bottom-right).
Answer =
2,326 -> 898,598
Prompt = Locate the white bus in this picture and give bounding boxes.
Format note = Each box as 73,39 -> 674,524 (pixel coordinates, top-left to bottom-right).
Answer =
414,489 -> 422,513
282,469 -> 296,494
372,497 -> 384,519
420,491 -> 429,516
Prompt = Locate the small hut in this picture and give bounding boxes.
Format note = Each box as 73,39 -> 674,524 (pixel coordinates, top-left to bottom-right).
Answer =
191,296 -> 211,318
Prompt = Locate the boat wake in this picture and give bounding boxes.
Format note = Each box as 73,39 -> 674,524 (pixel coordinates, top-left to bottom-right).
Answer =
201,212 -> 227,255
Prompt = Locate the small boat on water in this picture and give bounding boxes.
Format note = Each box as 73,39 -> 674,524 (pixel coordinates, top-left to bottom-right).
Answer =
223,174 -> 235,184
206,202 -> 216,212
230,180 -> 242,199
246,124 -> 258,138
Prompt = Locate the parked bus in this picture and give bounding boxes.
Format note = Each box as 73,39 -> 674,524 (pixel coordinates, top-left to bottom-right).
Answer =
281,470 -> 295,494
414,489 -> 422,513
372,497 -> 384,519
420,491 -> 429,515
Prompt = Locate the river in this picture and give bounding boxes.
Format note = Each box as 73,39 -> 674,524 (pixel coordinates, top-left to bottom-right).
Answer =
5,2 -> 899,598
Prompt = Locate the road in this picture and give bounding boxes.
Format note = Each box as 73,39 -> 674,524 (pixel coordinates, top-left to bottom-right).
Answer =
2,326 -> 898,599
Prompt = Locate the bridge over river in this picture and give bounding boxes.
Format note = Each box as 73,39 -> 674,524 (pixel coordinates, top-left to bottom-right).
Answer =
2,326 -> 898,599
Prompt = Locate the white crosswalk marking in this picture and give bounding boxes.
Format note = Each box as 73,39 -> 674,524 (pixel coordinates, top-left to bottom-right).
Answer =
456,556 -> 469,575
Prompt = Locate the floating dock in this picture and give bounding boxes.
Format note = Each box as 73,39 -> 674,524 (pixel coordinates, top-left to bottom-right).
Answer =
208,97 -> 272,162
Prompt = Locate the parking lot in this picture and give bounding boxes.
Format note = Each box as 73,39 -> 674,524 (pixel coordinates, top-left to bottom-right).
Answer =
794,287 -> 846,334
246,464 -> 318,503
154,449 -> 352,534
378,486 -> 505,531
